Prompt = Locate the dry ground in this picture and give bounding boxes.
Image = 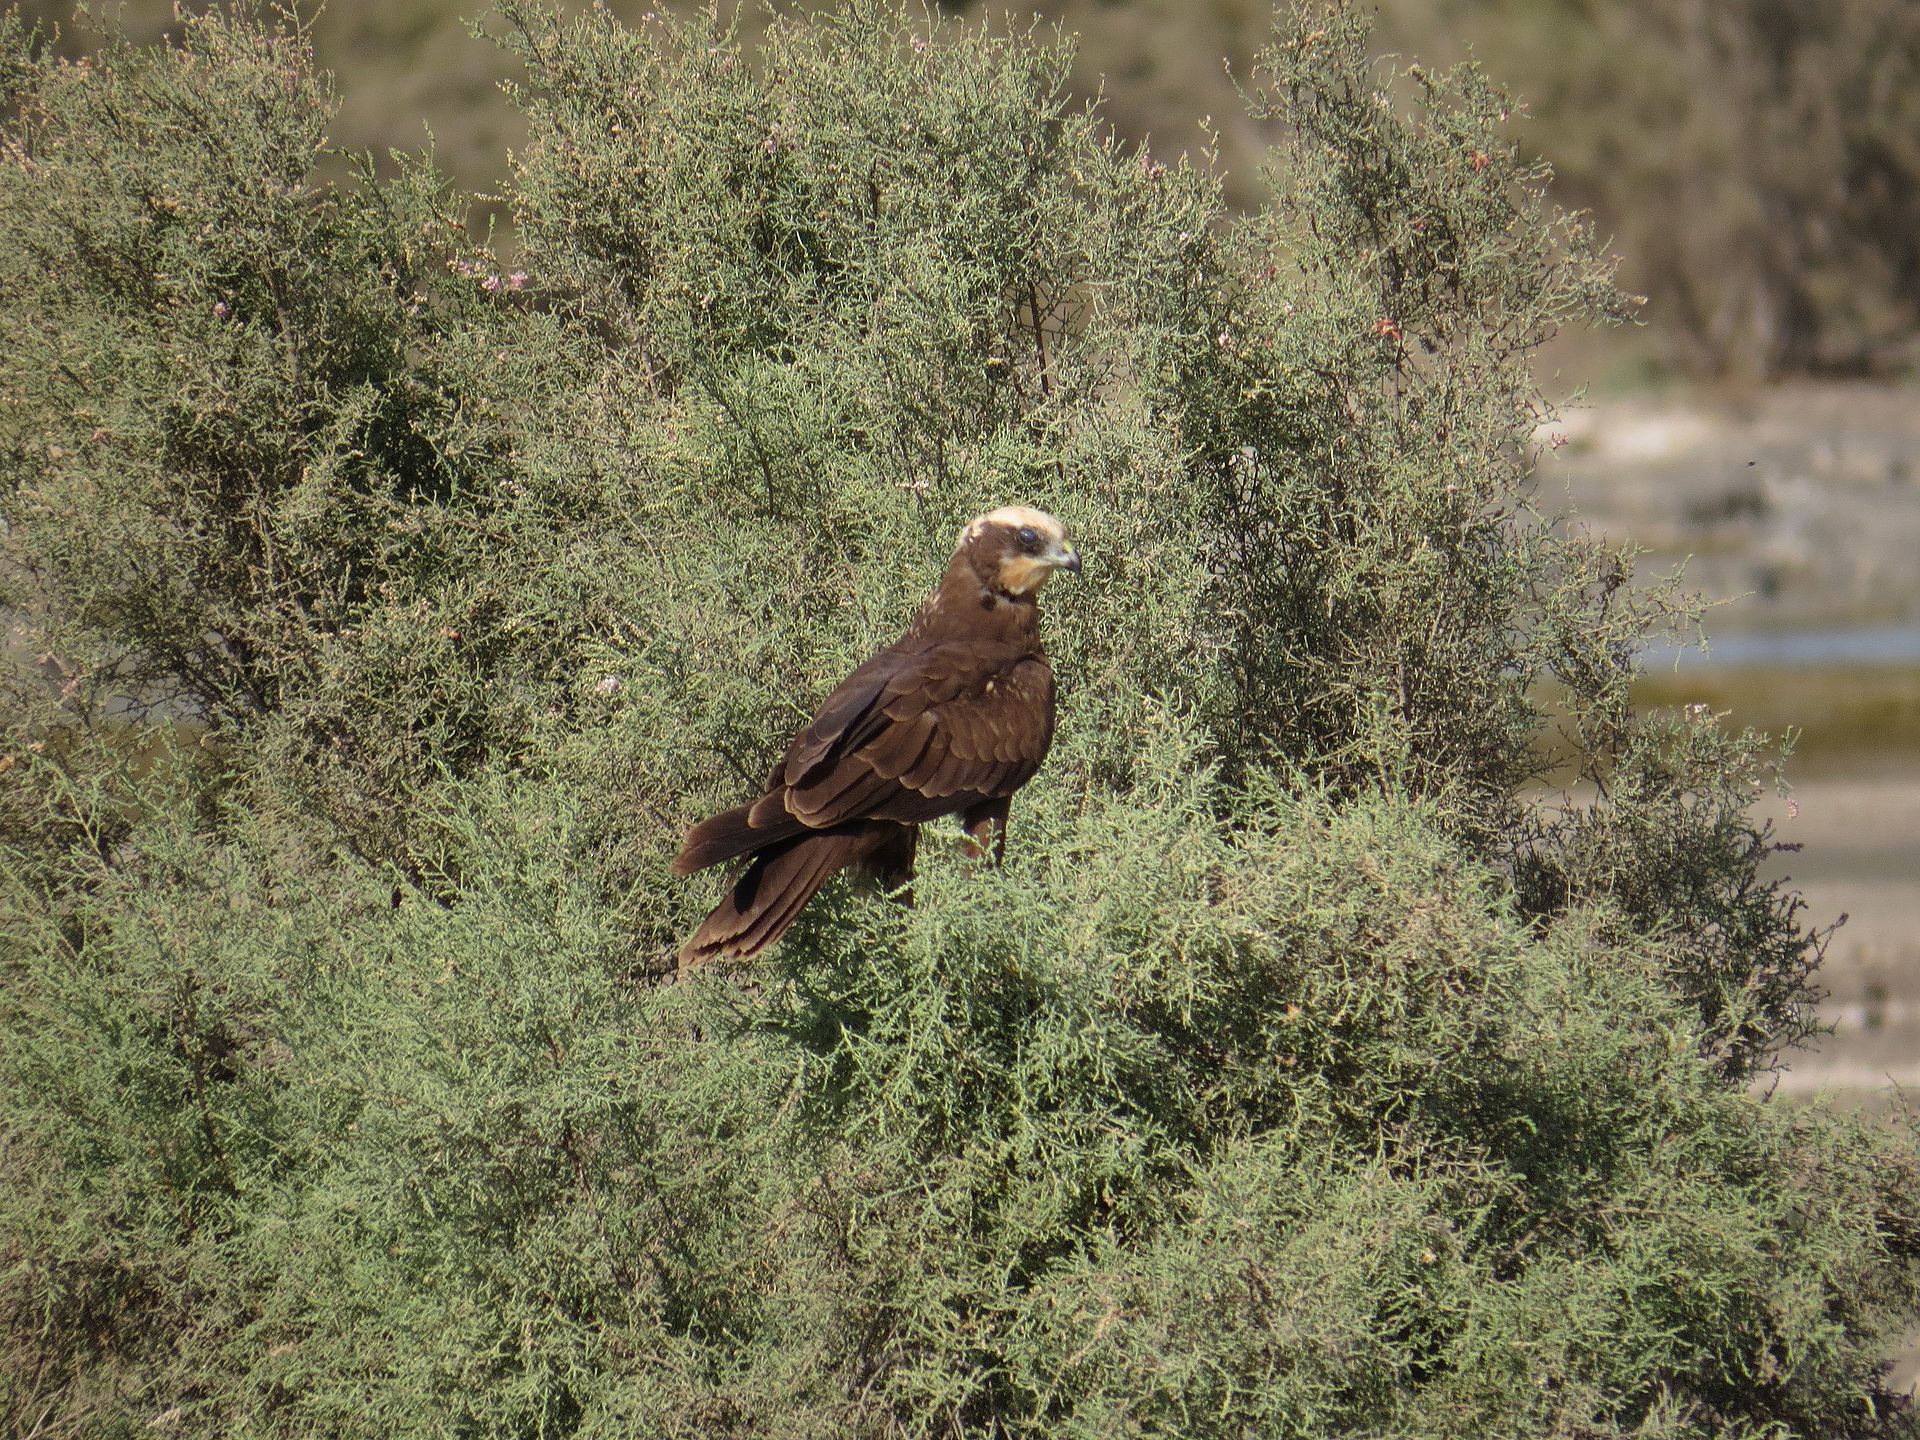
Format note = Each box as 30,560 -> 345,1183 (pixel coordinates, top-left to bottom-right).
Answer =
1755,771 -> 1920,1097
1546,381 -> 1920,635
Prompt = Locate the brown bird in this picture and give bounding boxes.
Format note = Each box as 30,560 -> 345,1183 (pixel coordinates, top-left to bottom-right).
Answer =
673,505 -> 1081,965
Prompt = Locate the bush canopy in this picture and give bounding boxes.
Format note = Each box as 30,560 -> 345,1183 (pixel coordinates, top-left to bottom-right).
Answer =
2,3 -> 1916,1436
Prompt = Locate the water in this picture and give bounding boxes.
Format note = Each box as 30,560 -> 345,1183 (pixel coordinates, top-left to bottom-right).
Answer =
1642,623 -> 1920,670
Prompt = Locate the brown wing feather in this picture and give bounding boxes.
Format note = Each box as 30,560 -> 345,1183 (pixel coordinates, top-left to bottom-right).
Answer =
780,648 -> 921,786
862,713 -> 938,780
780,650 -> 1054,830
789,762 -> 898,825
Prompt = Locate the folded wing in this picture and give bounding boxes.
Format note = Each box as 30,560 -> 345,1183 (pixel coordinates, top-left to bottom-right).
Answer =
674,641 -> 1054,879
778,641 -> 1054,827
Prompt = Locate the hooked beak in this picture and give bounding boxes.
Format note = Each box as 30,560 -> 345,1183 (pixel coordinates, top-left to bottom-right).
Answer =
1053,542 -> 1081,575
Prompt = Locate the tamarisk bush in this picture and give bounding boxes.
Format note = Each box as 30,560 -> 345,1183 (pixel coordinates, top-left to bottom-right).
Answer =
2,3 -> 1915,1436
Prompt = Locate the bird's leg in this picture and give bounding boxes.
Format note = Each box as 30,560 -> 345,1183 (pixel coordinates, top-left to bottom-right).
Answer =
870,822 -> 918,906
959,796 -> 1011,866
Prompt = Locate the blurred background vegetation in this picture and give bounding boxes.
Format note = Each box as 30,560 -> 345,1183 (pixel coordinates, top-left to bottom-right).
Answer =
22,0 -> 1920,382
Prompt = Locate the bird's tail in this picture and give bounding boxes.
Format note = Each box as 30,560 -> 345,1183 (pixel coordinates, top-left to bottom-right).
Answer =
678,821 -> 914,966
672,798 -> 797,877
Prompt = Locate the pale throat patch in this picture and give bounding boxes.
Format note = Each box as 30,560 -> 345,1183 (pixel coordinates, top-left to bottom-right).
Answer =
997,553 -> 1057,595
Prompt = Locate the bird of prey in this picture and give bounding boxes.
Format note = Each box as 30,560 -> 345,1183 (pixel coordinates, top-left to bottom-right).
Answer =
673,505 -> 1080,965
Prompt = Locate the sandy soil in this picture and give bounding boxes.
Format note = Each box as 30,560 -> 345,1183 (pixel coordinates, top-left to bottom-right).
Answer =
1544,382 -> 1920,633
1755,772 -> 1920,1096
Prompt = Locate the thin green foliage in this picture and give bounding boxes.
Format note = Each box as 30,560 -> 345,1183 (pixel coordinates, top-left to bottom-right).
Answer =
1,3 -> 1915,1436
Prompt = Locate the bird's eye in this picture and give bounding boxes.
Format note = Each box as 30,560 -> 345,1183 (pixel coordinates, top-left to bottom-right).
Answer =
1017,526 -> 1039,551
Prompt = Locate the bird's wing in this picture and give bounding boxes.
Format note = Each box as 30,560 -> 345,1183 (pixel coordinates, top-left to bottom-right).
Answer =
765,641 -> 1055,830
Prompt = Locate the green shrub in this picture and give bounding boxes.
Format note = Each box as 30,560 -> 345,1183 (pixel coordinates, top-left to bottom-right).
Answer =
2,3 -> 1915,1436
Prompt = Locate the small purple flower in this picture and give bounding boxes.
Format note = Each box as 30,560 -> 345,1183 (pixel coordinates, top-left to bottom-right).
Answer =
481,274 -> 502,293
595,675 -> 622,696
212,300 -> 229,321
506,271 -> 528,291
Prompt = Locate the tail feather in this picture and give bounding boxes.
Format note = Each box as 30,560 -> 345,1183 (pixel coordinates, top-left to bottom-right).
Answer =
678,820 -> 907,966
673,798 -> 801,877
734,832 -> 852,956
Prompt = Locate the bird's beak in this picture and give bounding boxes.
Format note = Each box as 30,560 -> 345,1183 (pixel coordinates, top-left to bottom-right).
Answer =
1053,542 -> 1081,575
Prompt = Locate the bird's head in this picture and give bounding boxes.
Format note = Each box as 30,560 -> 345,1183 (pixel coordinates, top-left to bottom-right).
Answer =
954,505 -> 1081,600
